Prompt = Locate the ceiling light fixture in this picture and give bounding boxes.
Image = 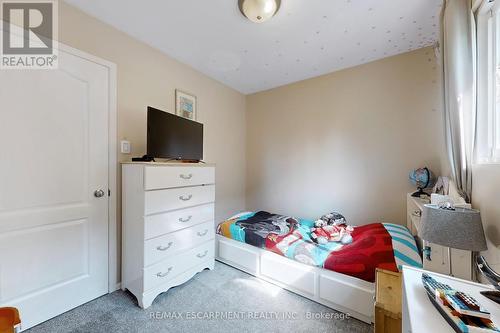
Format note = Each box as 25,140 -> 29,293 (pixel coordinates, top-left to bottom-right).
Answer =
238,0 -> 281,23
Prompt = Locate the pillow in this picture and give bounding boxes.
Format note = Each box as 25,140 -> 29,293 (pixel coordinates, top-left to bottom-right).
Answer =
228,211 -> 254,220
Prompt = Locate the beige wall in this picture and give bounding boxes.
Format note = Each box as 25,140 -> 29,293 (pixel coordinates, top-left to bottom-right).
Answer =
59,3 -> 247,283
246,47 -> 446,225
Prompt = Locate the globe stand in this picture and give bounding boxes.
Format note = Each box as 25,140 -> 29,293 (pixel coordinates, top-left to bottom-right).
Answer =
411,188 -> 429,198
410,167 -> 431,198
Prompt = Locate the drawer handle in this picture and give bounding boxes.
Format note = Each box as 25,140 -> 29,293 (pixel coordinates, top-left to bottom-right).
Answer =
412,210 -> 422,217
156,242 -> 173,251
179,194 -> 193,201
197,229 -> 208,237
156,267 -> 173,278
179,215 -> 193,223
196,250 -> 208,258
180,173 -> 193,180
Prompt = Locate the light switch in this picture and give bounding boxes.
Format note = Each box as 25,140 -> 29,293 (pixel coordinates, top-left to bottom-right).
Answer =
121,140 -> 131,154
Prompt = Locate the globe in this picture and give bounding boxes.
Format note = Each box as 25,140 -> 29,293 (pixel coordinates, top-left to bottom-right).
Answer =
409,167 -> 435,197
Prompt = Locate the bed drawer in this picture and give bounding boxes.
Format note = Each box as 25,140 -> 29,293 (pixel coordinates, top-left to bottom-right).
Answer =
145,185 -> 215,215
144,241 -> 214,291
144,166 -> 215,190
217,237 -> 259,274
144,203 -> 214,239
260,252 -> 315,295
319,274 -> 374,318
144,221 -> 214,266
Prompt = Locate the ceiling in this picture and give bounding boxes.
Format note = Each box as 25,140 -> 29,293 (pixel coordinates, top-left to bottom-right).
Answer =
64,0 -> 443,94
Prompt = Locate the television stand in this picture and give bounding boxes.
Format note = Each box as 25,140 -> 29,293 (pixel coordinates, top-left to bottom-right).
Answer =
161,158 -> 201,163
178,159 -> 201,163
130,156 -> 204,164
131,155 -> 155,162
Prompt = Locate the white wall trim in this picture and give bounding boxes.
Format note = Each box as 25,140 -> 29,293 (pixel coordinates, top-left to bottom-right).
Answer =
107,61 -> 118,293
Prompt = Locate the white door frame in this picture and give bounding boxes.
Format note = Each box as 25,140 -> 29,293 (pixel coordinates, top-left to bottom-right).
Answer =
55,41 -> 118,293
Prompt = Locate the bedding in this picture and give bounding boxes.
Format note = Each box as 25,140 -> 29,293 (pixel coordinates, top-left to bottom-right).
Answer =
217,211 -> 422,282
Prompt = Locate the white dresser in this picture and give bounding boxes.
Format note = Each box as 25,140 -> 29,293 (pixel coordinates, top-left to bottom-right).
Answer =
121,162 -> 215,308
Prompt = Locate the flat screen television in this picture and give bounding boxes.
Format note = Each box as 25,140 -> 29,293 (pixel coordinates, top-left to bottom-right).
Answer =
147,107 -> 203,161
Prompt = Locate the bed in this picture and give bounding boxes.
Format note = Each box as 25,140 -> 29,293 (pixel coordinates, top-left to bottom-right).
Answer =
215,211 -> 422,323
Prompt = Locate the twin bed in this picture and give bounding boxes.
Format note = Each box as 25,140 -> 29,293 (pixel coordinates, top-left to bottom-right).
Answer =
215,211 -> 422,323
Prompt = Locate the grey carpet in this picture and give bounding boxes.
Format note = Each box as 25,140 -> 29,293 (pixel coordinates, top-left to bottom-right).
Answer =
27,261 -> 373,333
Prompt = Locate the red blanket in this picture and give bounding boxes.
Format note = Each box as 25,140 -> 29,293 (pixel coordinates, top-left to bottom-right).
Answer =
323,223 -> 398,282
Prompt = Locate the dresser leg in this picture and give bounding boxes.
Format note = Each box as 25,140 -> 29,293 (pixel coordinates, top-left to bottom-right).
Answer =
139,295 -> 155,309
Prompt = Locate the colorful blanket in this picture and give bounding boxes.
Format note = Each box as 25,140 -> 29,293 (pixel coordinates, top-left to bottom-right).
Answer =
217,211 -> 422,282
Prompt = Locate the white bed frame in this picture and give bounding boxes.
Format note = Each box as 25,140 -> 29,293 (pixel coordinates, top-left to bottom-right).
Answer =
215,234 -> 375,323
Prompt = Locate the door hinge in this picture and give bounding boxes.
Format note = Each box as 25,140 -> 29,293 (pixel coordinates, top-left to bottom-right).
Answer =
108,189 -> 111,197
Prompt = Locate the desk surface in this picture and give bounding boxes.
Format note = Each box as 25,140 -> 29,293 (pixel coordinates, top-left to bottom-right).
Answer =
402,266 -> 500,332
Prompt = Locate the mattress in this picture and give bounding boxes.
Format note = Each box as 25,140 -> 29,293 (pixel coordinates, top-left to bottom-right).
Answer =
217,211 -> 422,282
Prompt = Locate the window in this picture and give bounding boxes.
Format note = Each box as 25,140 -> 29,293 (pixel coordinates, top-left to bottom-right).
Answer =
477,2 -> 500,164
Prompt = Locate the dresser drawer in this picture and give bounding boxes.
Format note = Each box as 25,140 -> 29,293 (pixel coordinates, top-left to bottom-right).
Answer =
145,185 -> 215,215
144,221 -> 214,266
144,166 -> 215,190
144,203 -> 214,239
144,241 -> 214,291
410,212 -> 421,235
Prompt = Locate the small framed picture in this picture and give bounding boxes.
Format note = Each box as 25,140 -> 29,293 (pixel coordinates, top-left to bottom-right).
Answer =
175,89 -> 197,121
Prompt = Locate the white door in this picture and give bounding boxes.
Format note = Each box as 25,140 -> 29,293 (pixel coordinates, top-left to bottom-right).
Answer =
0,45 -> 110,329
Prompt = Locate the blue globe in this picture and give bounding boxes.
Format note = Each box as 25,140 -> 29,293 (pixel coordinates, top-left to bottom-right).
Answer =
409,167 -> 435,189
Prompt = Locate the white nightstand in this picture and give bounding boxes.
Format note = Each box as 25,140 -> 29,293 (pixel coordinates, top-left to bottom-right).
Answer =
402,266 -> 500,333
406,193 -> 472,280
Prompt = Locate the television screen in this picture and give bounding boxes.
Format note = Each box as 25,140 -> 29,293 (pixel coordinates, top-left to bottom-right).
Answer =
147,107 -> 203,161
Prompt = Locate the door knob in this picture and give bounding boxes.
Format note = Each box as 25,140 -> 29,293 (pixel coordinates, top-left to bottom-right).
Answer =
94,189 -> 106,198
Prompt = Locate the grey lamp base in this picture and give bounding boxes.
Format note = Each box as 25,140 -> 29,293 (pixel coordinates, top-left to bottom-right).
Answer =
480,291 -> 500,305
477,254 -> 500,303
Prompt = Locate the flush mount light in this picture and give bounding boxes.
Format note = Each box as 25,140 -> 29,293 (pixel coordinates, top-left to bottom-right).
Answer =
238,0 -> 281,23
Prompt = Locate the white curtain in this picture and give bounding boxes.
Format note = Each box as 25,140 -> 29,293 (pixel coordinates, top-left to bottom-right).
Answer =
442,0 -> 477,203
